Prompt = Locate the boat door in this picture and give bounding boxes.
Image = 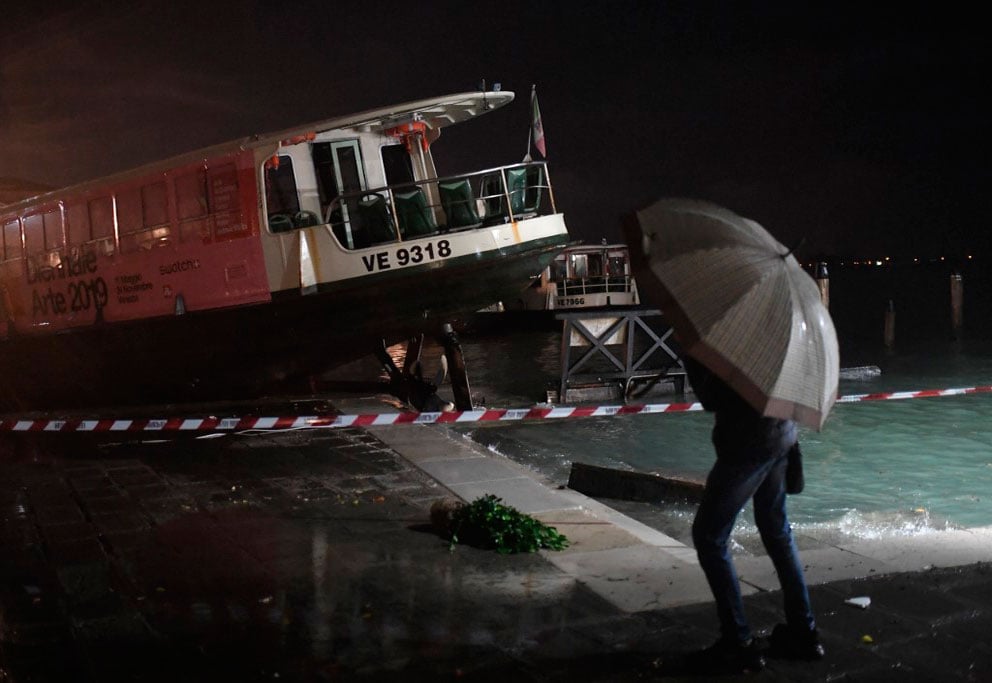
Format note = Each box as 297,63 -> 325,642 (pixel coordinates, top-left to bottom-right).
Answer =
313,139 -> 368,249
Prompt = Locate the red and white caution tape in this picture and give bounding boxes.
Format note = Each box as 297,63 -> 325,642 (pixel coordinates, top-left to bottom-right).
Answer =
835,386 -> 992,403
1,385 -> 990,434
0,416 -> 337,433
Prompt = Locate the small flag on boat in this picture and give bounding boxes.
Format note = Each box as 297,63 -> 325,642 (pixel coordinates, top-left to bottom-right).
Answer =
531,85 -> 546,158
524,85 -> 546,162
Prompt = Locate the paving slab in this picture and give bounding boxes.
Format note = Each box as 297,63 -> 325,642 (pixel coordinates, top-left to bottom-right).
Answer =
733,545 -> 897,592
548,544 -> 723,612
533,508 -> 643,554
839,526 -> 992,572
414,454 -> 532,486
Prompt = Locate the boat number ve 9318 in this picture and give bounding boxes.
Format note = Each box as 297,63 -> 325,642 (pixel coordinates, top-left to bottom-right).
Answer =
360,240 -> 452,273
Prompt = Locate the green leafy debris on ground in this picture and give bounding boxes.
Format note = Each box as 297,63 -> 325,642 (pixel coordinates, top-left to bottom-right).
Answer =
449,494 -> 569,554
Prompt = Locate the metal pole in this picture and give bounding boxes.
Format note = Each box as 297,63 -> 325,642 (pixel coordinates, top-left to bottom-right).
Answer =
884,299 -> 896,349
500,168 -> 514,221
441,323 -> 473,411
815,261 -> 829,309
559,318 -> 572,403
950,270 -> 963,340
523,84 -> 535,162
540,162 -> 557,213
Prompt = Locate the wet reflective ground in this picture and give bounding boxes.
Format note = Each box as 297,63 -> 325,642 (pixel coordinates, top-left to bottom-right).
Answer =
3,427 -> 992,682
0,429 -> 623,681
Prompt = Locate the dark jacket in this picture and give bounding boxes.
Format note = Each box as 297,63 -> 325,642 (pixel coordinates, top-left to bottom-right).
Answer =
683,356 -> 797,461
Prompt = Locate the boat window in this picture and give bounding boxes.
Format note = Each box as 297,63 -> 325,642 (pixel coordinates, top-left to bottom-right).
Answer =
21,212 -> 62,278
23,214 -> 44,255
88,196 -> 115,255
264,155 -> 300,233
569,254 -> 588,278
382,144 -> 414,186
586,253 -> 604,278
142,182 -> 169,229
115,187 -> 142,242
175,169 -> 210,243
2,218 -> 19,261
607,256 -> 626,277
175,170 -> 208,220
66,201 -> 90,245
118,182 -> 172,253
43,209 -> 64,251
313,141 -> 367,209
312,143 -> 337,211
174,164 -> 245,242
311,140 -> 370,247
209,163 -> 245,239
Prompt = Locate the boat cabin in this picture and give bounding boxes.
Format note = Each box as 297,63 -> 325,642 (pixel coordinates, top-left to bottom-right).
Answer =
261,96 -> 550,251
545,243 -> 639,309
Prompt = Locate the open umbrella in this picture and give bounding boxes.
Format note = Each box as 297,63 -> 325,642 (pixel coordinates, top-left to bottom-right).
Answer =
626,198 -> 839,430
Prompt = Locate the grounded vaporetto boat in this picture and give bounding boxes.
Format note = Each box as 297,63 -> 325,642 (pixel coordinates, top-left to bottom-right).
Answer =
0,91 -> 570,410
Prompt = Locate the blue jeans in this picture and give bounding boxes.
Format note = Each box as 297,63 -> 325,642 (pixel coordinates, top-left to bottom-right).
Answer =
691,444 -> 815,643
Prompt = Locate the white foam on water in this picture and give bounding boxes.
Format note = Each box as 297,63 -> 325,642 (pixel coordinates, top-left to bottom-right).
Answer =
794,508 -> 958,541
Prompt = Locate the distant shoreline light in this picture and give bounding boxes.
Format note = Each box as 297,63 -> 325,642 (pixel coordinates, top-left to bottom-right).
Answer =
803,254 -> 976,270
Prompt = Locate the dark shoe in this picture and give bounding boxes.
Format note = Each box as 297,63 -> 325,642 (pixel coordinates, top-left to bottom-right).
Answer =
767,623 -> 825,660
685,636 -> 766,674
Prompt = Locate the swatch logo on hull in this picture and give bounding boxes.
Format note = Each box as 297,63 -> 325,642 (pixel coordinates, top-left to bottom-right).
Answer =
159,259 -> 201,276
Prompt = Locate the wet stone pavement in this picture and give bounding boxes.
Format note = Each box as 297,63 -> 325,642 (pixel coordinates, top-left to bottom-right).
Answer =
0,429 -> 616,682
1,428 -> 991,681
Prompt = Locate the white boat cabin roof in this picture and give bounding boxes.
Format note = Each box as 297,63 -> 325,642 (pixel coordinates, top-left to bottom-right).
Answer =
5,91 -> 515,211
268,90 -> 515,140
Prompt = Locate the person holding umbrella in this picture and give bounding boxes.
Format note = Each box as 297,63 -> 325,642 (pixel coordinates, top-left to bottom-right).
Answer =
624,199 -> 838,674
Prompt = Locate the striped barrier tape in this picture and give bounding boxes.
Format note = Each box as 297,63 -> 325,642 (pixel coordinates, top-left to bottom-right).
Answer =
1,385 -> 990,434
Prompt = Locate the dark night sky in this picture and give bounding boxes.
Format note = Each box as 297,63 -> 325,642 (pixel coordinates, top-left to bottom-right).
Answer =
1,1 -> 987,260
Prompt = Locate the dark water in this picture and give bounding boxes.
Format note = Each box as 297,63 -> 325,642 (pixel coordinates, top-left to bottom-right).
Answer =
827,260 -> 990,354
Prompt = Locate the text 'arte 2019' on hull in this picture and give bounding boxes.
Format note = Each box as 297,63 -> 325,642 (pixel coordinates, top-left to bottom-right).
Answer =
0,91 -> 570,411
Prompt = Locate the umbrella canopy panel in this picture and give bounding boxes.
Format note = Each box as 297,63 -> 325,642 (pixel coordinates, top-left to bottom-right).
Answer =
634,199 -> 839,430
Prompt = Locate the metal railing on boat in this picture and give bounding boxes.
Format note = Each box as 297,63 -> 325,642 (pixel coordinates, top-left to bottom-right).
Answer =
556,276 -> 634,297
314,161 -> 556,250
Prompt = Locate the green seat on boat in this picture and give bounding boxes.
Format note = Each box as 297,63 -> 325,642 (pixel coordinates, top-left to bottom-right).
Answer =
357,193 -> 397,246
506,167 -> 543,217
394,188 -> 437,238
479,172 -> 509,225
268,213 -> 294,233
439,180 -> 482,229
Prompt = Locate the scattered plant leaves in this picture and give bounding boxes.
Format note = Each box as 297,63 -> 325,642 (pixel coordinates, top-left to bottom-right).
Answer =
448,494 -> 569,554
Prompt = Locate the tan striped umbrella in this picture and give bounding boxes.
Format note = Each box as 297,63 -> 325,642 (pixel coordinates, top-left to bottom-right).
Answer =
630,199 -> 839,430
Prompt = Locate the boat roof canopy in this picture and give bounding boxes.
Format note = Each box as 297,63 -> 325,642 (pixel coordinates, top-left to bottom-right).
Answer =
2,91 -> 515,210
271,90 -> 516,141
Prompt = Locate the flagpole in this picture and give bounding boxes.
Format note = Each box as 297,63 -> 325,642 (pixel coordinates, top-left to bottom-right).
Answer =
523,84 -> 535,163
